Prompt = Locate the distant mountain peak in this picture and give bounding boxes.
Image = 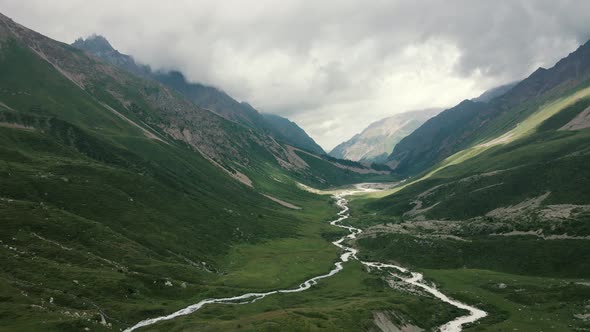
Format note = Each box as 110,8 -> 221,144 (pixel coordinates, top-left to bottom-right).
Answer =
329,108 -> 442,163
72,33 -> 152,78
72,34 -> 116,53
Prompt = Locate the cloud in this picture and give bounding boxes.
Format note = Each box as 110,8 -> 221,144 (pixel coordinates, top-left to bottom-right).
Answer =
2,0 -> 590,150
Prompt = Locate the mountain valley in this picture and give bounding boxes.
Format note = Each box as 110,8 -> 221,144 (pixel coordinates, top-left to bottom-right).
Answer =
1,7 -> 590,332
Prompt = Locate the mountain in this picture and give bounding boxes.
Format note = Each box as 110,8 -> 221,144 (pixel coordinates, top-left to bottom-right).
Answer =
150,70 -> 266,129
71,35 -> 152,78
0,14 -> 387,196
72,35 -> 325,153
472,81 -> 519,103
329,108 -> 441,163
387,40 -> 590,176
0,13 -> 397,331
261,113 -> 325,154
354,39 -> 590,332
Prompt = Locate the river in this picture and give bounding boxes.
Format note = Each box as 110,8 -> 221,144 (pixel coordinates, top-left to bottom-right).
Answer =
124,184 -> 486,332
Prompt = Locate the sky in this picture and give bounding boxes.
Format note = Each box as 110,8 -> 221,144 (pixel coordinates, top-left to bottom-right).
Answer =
2,1 -> 590,150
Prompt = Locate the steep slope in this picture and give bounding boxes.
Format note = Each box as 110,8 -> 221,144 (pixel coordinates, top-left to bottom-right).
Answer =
261,113 -> 325,154
352,47 -> 590,331
388,39 -> 590,176
151,70 -> 266,129
364,45 -> 590,263
361,86 -> 590,277
72,35 -> 325,154
330,108 -> 441,163
78,33 -> 387,188
372,100 -> 590,221
72,35 -> 265,129
386,100 -> 494,174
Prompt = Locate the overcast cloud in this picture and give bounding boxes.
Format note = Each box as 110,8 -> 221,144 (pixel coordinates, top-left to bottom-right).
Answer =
2,1 -> 590,150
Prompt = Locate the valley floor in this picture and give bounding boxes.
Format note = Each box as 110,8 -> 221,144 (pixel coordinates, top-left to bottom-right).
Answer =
351,200 -> 590,331
121,186 -> 469,332
4,182 -> 589,332
0,183 -> 455,332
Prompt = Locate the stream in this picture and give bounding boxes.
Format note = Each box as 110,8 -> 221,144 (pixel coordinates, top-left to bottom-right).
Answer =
124,184 -> 486,332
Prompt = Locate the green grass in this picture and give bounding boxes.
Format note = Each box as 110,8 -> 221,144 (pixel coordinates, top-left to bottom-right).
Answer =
369,124 -> 590,221
358,233 -> 590,278
214,234 -> 339,290
291,150 -> 399,189
419,85 -> 590,182
0,39 -> 142,137
0,142 -> 344,331
0,32 -> 410,332
355,230 -> 590,331
376,82 -> 590,200
132,261 -> 462,332
538,97 -> 590,131
425,269 -> 590,331
0,127 -> 346,331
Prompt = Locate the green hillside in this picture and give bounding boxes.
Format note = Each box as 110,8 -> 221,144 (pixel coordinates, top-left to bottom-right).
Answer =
0,13 -> 398,331
261,113 -> 325,155
348,44 -> 590,331
388,39 -> 590,176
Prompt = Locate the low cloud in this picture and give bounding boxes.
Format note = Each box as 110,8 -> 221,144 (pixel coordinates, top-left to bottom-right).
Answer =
3,0 -> 590,149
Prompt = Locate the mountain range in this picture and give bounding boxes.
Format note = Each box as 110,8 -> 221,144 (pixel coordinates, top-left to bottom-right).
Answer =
71,35 -> 325,155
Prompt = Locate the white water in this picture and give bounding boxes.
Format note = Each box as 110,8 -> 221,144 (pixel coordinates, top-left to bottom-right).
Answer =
124,184 -> 486,331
